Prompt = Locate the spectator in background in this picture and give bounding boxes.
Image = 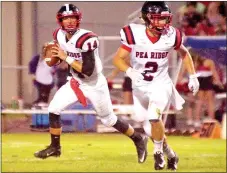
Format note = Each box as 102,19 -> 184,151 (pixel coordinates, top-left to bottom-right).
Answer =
178,49 -> 223,130
206,2 -> 227,35
177,2 -> 205,25
55,61 -> 68,90
199,14 -> 216,36
179,2 -> 203,36
29,43 -> 55,108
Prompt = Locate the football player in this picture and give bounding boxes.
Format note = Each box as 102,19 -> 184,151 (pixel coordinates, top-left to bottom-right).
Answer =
113,1 -> 199,170
34,4 -> 148,163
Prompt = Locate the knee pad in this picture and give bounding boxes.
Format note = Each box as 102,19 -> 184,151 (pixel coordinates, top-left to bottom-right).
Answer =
100,113 -> 117,127
143,120 -> 152,137
49,113 -> 61,128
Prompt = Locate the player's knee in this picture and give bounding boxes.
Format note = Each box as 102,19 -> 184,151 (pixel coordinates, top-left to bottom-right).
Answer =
100,113 -> 117,127
48,102 -> 61,115
49,112 -> 61,128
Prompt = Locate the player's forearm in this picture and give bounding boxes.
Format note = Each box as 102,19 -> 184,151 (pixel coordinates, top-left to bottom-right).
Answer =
182,53 -> 196,76
71,62 -> 82,73
65,56 -> 82,73
109,68 -> 121,79
113,56 -> 130,72
178,46 -> 196,76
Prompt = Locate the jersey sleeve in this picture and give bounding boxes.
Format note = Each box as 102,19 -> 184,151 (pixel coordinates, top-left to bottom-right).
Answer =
81,36 -> 99,52
173,28 -> 183,50
76,32 -> 98,52
120,25 -> 135,52
52,28 -> 61,42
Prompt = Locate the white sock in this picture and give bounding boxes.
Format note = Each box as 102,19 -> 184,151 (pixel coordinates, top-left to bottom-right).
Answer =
153,139 -> 164,153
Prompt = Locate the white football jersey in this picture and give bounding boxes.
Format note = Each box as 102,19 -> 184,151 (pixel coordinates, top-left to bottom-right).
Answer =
53,28 -> 103,83
120,23 -> 182,84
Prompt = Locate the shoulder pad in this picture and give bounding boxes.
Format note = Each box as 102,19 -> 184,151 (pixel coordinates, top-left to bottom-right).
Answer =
121,24 -> 136,45
76,32 -> 98,49
53,28 -> 61,41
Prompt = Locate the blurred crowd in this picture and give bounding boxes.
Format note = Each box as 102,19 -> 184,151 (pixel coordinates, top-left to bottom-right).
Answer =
177,2 -> 226,36
176,48 -> 226,134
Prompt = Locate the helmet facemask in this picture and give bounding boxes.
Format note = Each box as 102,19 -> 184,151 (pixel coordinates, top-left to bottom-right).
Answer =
144,12 -> 172,34
56,4 -> 82,35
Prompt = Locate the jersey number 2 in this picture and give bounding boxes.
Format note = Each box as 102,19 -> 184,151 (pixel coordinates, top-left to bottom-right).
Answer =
142,62 -> 158,81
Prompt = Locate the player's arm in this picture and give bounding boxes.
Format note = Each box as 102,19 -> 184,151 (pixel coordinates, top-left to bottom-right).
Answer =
54,49 -> 95,77
177,45 -> 196,76
177,63 -> 186,84
113,46 -> 131,72
51,43 -> 83,72
109,56 -> 130,80
113,26 -> 133,72
52,36 -> 97,76
113,26 -> 144,83
176,45 -> 199,95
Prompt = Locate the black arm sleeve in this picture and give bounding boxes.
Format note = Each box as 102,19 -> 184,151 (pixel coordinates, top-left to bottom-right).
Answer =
81,51 -> 95,76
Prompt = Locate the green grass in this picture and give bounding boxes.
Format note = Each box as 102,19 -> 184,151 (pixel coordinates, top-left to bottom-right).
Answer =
2,133 -> 226,172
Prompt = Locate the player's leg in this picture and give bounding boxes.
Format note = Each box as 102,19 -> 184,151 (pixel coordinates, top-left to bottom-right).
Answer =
34,81 -> 79,159
147,105 -> 166,170
87,76 -> 148,163
142,120 -> 179,170
163,136 -> 179,170
147,83 -> 175,170
132,89 -> 165,169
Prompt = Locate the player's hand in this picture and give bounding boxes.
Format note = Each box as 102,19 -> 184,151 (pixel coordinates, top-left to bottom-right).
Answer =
51,44 -> 67,61
126,67 -> 144,86
188,74 -> 200,96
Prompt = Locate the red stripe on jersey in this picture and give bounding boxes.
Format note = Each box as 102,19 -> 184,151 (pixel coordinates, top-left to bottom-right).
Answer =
76,32 -> 97,49
121,44 -> 132,52
174,28 -> 182,50
123,25 -> 135,45
53,28 -> 60,41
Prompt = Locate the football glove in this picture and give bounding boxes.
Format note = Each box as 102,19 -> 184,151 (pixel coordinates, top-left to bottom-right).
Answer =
188,74 -> 200,96
126,67 -> 144,86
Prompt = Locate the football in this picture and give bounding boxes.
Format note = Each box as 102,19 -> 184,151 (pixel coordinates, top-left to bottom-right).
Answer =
44,42 -> 60,67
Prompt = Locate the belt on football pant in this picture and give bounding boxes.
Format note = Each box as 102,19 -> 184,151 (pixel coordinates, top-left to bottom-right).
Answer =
70,78 -> 87,107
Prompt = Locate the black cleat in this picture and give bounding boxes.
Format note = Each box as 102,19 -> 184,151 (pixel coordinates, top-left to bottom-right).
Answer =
34,145 -> 61,159
167,153 -> 179,171
154,151 -> 165,170
134,136 -> 148,163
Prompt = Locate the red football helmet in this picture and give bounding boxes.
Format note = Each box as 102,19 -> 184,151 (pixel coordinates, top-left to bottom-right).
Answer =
141,1 -> 172,34
56,4 -> 82,34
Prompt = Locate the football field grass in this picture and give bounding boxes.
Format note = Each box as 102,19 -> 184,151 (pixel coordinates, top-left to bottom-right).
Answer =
2,133 -> 226,172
